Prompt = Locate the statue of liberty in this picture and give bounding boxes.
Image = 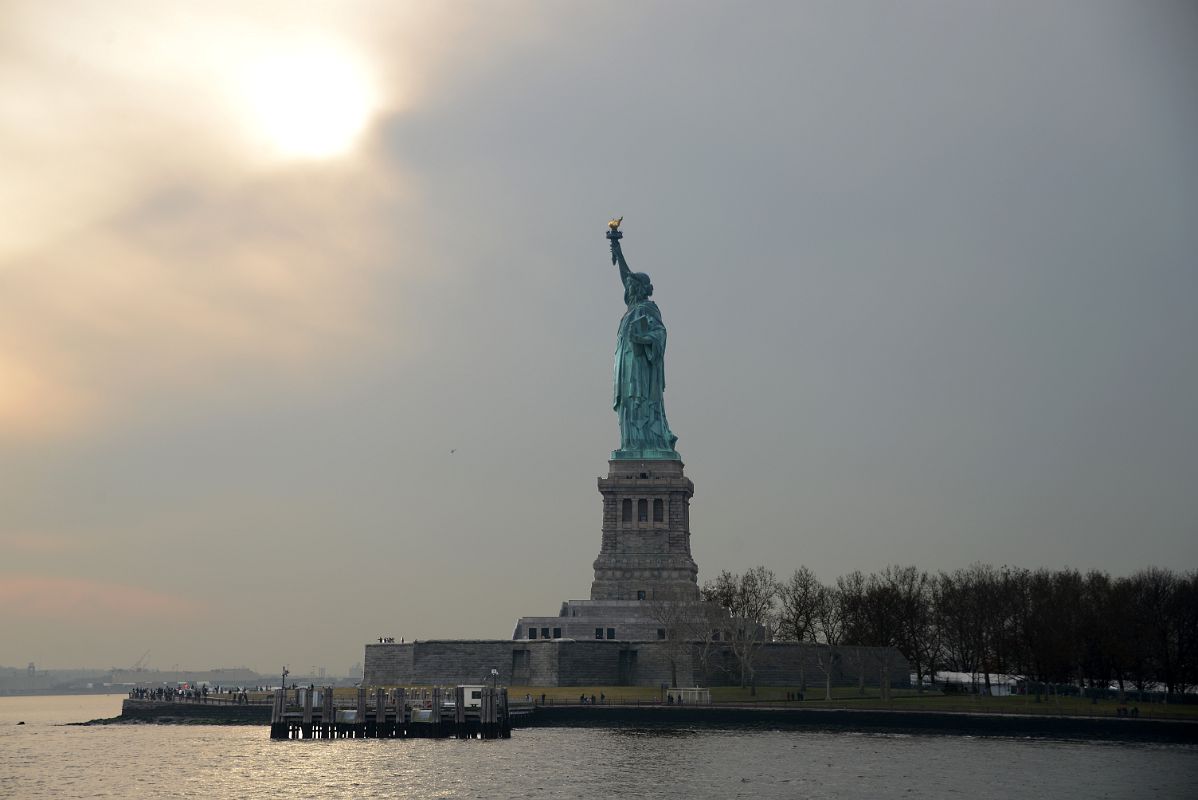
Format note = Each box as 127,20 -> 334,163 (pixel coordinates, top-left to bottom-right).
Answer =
606,219 -> 680,460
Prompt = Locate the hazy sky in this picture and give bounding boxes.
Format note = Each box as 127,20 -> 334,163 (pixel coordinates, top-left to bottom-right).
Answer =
2,1 -> 1195,674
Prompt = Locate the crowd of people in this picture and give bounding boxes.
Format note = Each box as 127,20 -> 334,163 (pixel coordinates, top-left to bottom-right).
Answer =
127,685 -> 257,704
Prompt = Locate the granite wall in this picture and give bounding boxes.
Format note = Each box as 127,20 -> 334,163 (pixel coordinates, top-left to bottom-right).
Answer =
364,640 -> 909,689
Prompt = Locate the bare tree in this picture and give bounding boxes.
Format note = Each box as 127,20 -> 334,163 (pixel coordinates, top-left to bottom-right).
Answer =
778,566 -> 826,693
646,590 -> 696,689
812,579 -> 847,700
701,570 -> 739,613
867,573 -> 903,700
935,569 -> 980,677
702,566 -> 779,690
881,565 -> 935,692
1133,567 -> 1187,699
686,601 -> 732,686
837,569 -> 905,699
835,571 -> 872,696
704,560 -> 1198,701
779,566 -> 824,641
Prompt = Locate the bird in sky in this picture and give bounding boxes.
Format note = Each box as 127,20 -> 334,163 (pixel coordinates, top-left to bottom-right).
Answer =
450,449 -> 456,454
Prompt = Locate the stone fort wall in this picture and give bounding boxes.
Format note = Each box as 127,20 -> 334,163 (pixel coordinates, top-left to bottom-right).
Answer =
364,640 -> 910,688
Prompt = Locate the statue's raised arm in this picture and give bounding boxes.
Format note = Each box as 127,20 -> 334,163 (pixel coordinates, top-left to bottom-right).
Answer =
607,216 -> 631,284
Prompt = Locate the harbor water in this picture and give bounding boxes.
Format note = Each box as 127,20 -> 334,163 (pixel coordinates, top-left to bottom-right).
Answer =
1,695 -> 1195,799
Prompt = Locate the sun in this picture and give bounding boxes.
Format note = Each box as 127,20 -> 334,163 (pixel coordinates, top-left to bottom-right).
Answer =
243,46 -> 376,160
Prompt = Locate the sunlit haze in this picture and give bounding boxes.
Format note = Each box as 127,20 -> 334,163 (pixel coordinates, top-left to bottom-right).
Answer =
243,46 -> 378,159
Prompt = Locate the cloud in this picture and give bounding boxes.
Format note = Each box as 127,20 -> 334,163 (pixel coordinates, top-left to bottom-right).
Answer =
0,353 -> 88,438
0,164 -> 404,438
0,575 -> 199,622
0,1 -> 485,439
0,532 -> 86,555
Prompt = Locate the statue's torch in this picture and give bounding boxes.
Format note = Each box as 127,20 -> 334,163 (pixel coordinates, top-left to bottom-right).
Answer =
606,217 -> 623,264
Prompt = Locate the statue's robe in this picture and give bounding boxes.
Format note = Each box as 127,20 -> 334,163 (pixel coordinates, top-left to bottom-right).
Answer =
613,296 -> 678,453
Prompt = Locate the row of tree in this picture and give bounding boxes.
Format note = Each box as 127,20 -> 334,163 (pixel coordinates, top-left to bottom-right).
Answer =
697,564 -> 1197,698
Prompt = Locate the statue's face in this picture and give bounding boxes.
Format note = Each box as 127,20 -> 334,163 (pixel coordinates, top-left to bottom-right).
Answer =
625,273 -> 653,303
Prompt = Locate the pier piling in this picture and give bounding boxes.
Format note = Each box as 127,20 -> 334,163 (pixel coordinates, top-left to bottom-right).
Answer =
268,686 -> 512,740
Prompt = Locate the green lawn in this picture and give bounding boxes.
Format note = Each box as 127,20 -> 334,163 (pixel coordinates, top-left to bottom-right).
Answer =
509,685 -> 661,704
507,685 -> 1198,720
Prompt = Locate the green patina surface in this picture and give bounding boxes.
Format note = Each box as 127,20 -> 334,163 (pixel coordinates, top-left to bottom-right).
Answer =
607,225 -> 681,461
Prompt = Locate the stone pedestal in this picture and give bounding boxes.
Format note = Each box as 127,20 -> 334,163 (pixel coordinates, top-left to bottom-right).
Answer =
590,459 -> 699,602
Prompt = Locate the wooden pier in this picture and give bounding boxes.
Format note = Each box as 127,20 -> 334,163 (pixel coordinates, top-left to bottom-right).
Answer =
269,685 -> 511,740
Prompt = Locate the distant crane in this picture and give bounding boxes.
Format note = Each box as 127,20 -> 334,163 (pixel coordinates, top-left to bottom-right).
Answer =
131,649 -> 151,672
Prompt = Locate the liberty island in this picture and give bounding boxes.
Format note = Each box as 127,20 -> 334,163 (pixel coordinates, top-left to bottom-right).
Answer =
363,222 -> 905,688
